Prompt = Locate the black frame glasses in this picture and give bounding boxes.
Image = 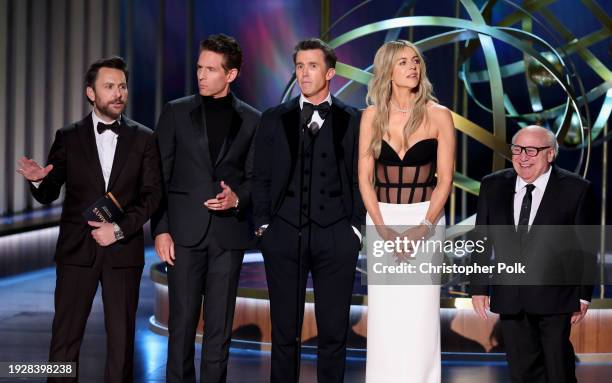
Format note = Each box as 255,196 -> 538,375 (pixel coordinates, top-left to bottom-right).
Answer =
510,144 -> 551,157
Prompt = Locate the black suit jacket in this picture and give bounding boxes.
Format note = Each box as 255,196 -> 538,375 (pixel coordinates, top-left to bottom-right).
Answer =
252,96 -> 365,230
470,166 -> 596,315
31,114 -> 162,268
151,93 -> 261,248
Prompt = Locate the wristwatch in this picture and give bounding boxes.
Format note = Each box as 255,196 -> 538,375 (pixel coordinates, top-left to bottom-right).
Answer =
255,225 -> 267,238
112,222 -> 125,241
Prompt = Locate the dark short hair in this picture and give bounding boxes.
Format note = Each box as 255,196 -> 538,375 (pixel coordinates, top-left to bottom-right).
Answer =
292,38 -> 337,69
199,34 -> 242,73
84,56 -> 129,105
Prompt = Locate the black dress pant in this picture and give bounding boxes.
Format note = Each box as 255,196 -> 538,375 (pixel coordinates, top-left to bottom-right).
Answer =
166,234 -> 244,383
500,312 -> 576,383
261,218 -> 360,383
48,251 -> 143,383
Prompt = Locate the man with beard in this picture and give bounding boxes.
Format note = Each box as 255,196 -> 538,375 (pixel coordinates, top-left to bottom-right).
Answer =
17,56 -> 162,382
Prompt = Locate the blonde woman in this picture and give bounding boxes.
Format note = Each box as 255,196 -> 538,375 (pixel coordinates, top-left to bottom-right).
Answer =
358,40 -> 455,382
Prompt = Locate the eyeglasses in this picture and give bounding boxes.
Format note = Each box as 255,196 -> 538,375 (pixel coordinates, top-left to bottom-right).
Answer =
510,144 -> 551,157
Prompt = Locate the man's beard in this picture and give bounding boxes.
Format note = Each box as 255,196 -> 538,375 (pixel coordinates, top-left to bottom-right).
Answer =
96,100 -> 126,120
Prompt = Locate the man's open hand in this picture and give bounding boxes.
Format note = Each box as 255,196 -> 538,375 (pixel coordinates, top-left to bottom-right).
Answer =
17,156 -> 53,182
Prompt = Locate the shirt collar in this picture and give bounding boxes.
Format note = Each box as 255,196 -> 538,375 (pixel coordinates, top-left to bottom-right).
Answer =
92,109 -> 120,135
299,92 -> 332,110
515,165 -> 552,193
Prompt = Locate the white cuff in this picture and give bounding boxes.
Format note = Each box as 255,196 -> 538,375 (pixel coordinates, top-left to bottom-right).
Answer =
351,226 -> 362,243
580,299 -> 590,306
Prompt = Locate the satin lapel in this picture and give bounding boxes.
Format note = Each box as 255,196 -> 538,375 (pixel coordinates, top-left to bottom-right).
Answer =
282,99 -> 301,181
502,171 -> 517,226
331,103 -> 350,176
77,114 -> 105,193
106,117 -> 136,192
189,98 -> 214,173
214,98 -> 243,167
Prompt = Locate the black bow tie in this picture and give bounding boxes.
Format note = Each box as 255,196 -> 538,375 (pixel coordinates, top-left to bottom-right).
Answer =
96,121 -> 120,135
301,101 -> 331,124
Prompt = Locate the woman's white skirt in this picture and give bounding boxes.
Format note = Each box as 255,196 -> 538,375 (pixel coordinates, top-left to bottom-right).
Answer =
365,201 -> 444,383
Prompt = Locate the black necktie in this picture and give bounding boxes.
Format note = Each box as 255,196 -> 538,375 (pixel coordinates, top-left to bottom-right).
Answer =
301,101 -> 331,125
96,121 -> 120,135
518,184 -> 535,234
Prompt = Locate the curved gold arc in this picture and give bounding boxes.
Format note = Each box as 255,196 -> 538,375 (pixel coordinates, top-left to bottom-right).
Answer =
459,0 -> 506,171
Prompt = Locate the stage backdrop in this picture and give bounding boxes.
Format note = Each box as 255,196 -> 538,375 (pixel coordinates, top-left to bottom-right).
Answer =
0,0 -> 122,215
0,0 -> 610,223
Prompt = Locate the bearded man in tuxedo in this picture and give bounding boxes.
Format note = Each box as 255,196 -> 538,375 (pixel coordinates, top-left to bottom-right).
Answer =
18,56 -> 162,382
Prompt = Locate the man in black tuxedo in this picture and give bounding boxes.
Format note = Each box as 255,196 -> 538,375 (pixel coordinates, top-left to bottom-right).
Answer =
252,38 -> 365,383
470,125 -> 595,383
17,56 -> 162,382
151,34 -> 260,383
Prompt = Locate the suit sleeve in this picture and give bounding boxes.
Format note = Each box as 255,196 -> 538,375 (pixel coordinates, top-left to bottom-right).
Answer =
575,181 -> 597,302
252,112 -> 274,228
150,103 -> 176,237
350,110 -> 366,230
30,129 -> 67,204
116,132 -> 163,238
469,178 -> 491,296
234,115 -> 260,213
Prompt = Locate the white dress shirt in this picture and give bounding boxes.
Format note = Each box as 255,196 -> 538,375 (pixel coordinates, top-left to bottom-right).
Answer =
513,166 -> 588,306
91,110 -> 119,191
31,110 -> 119,191
513,166 -> 551,229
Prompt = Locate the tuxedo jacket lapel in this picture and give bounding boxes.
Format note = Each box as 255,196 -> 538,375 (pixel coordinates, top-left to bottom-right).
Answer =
501,171 -> 517,226
77,114 -> 105,193
214,97 -> 244,167
107,117 -> 136,192
281,98 -> 301,184
279,97 -> 351,187
330,102 -> 350,177
189,99 -> 214,173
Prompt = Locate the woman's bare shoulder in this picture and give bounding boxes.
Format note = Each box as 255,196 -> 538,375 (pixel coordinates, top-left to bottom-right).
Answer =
427,102 -> 452,124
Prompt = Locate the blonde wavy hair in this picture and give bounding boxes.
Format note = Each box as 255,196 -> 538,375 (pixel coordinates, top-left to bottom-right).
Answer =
366,40 -> 437,157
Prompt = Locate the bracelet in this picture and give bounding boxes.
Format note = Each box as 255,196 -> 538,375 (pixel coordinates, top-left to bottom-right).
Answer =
420,219 -> 434,234
112,222 -> 125,241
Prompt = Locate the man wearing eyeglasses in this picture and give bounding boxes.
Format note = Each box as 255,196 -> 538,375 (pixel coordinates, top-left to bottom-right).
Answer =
470,125 -> 596,383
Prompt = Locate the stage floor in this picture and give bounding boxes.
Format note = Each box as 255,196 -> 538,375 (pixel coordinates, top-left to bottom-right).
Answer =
0,249 -> 610,382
